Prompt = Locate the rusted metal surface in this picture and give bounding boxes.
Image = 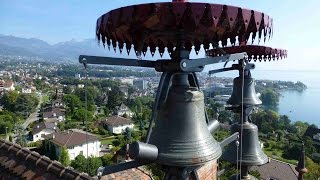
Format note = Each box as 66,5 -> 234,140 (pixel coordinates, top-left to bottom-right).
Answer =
206,45 -> 287,61
96,2 -> 273,56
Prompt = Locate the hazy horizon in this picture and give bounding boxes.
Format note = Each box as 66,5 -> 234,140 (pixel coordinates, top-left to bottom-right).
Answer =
1,0 -> 320,72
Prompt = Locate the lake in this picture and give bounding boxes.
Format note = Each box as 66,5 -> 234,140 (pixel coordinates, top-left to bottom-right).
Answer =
215,70 -> 320,127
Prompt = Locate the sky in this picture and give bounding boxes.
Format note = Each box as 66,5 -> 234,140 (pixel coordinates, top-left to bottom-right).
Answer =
1,0 -> 320,72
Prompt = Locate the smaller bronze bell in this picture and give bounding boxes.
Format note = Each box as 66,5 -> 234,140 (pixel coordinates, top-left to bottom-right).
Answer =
227,77 -> 262,106
221,122 -> 268,166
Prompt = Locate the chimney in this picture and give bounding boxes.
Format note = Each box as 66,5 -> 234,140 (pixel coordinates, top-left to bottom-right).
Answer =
52,134 -> 55,139
37,125 -> 40,128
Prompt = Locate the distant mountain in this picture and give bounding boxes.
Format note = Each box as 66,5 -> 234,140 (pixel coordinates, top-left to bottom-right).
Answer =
0,35 -> 107,62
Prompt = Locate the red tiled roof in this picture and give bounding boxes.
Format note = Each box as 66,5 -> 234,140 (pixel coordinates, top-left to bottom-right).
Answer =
250,158 -> 298,180
45,129 -> 99,148
101,166 -> 152,180
104,116 -> 133,126
0,138 -> 91,179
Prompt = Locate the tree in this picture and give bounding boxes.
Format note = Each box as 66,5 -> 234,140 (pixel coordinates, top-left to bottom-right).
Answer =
15,93 -> 39,117
123,128 -> 133,144
260,88 -> 279,106
101,154 -> 114,166
63,94 -> 82,115
59,146 -> 70,166
74,108 -> 93,125
0,91 -> 19,111
87,157 -> 103,176
70,155 -> 103,176
275,130 -> 284,141
70,154 -> 87,172
294,121 -> 309,137
305,157 -> 320,179
107,88 -> 124,110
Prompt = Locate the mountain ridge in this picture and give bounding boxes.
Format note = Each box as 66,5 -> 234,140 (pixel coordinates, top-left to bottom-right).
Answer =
0,34 -> 107,62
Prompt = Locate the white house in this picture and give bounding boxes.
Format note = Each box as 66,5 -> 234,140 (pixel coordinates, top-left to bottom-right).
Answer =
313,133 -> 320,141
22,87 -> 32,94
115,103 -> 133,117
103,116 -> 134,134
32,121 -> 58,142
45,129 -> 101,160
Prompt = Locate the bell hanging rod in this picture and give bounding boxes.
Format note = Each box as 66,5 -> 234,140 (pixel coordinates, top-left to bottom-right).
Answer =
79,52 -> 247,72
209,61 -> 255,74
219,132 -> 239,148
79,55 -> 155,68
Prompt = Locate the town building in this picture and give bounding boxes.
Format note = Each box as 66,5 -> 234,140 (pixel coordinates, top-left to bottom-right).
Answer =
102,116 -> 134,134
119,85 -> 128,98
133,79 -> 147,90
43,107 -> 65,121
31,121 -> 58,142
119,78 -> 133,85
51,98 -> 64,108
21,86 -> 33,93
45,129 -> 101,160
0,80 -> 15,92
115,103 -> 133,117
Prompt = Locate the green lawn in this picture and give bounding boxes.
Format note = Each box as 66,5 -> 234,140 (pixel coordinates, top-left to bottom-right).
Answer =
263,140 -> 298,164
42,95 -> 49,104
100,136 -> 117,145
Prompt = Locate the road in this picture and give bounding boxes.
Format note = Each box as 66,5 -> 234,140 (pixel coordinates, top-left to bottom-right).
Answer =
22,92 -> 43,130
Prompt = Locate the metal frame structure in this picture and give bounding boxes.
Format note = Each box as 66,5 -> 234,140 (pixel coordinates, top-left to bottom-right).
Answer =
78,0 -> 287,179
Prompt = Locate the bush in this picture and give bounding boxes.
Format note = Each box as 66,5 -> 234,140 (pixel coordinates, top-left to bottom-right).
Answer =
98,127 -> 109,135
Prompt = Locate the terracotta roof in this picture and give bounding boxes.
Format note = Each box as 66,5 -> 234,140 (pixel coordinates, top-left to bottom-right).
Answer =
104,116 -> 133,126
101,166 -> 152,180
0,138 -> 91,180
250,158 -> 298,180
45,129 -> 99,148
32,121 -> 58,135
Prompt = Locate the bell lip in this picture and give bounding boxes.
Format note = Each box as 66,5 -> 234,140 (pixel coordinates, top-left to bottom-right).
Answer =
221,153 -> 268,166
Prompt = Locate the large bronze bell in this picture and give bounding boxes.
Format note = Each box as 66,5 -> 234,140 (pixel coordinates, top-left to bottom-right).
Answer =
227,77 -> 262,106
149,74 -> 222,166
221,122 -> 268,166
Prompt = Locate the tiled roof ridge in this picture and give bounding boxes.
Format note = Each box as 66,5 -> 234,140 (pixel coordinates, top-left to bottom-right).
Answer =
136,166 -> 153,178
269,158 -> 295,166
270,158 -> 298,177
269,158 -> 298,177
48,129 -> 99,147
0,138 -> 92,179
65,130 -> 75,147
106,116 -> 132,126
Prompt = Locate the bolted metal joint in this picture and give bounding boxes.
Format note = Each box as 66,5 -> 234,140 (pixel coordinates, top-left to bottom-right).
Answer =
129,141 -> 158,161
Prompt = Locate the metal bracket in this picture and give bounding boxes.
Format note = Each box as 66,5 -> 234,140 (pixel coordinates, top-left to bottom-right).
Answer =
79,52 -> 247,72
219,132 -> 239,148
209,62 -> 255,74
180,52 -> 247,72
